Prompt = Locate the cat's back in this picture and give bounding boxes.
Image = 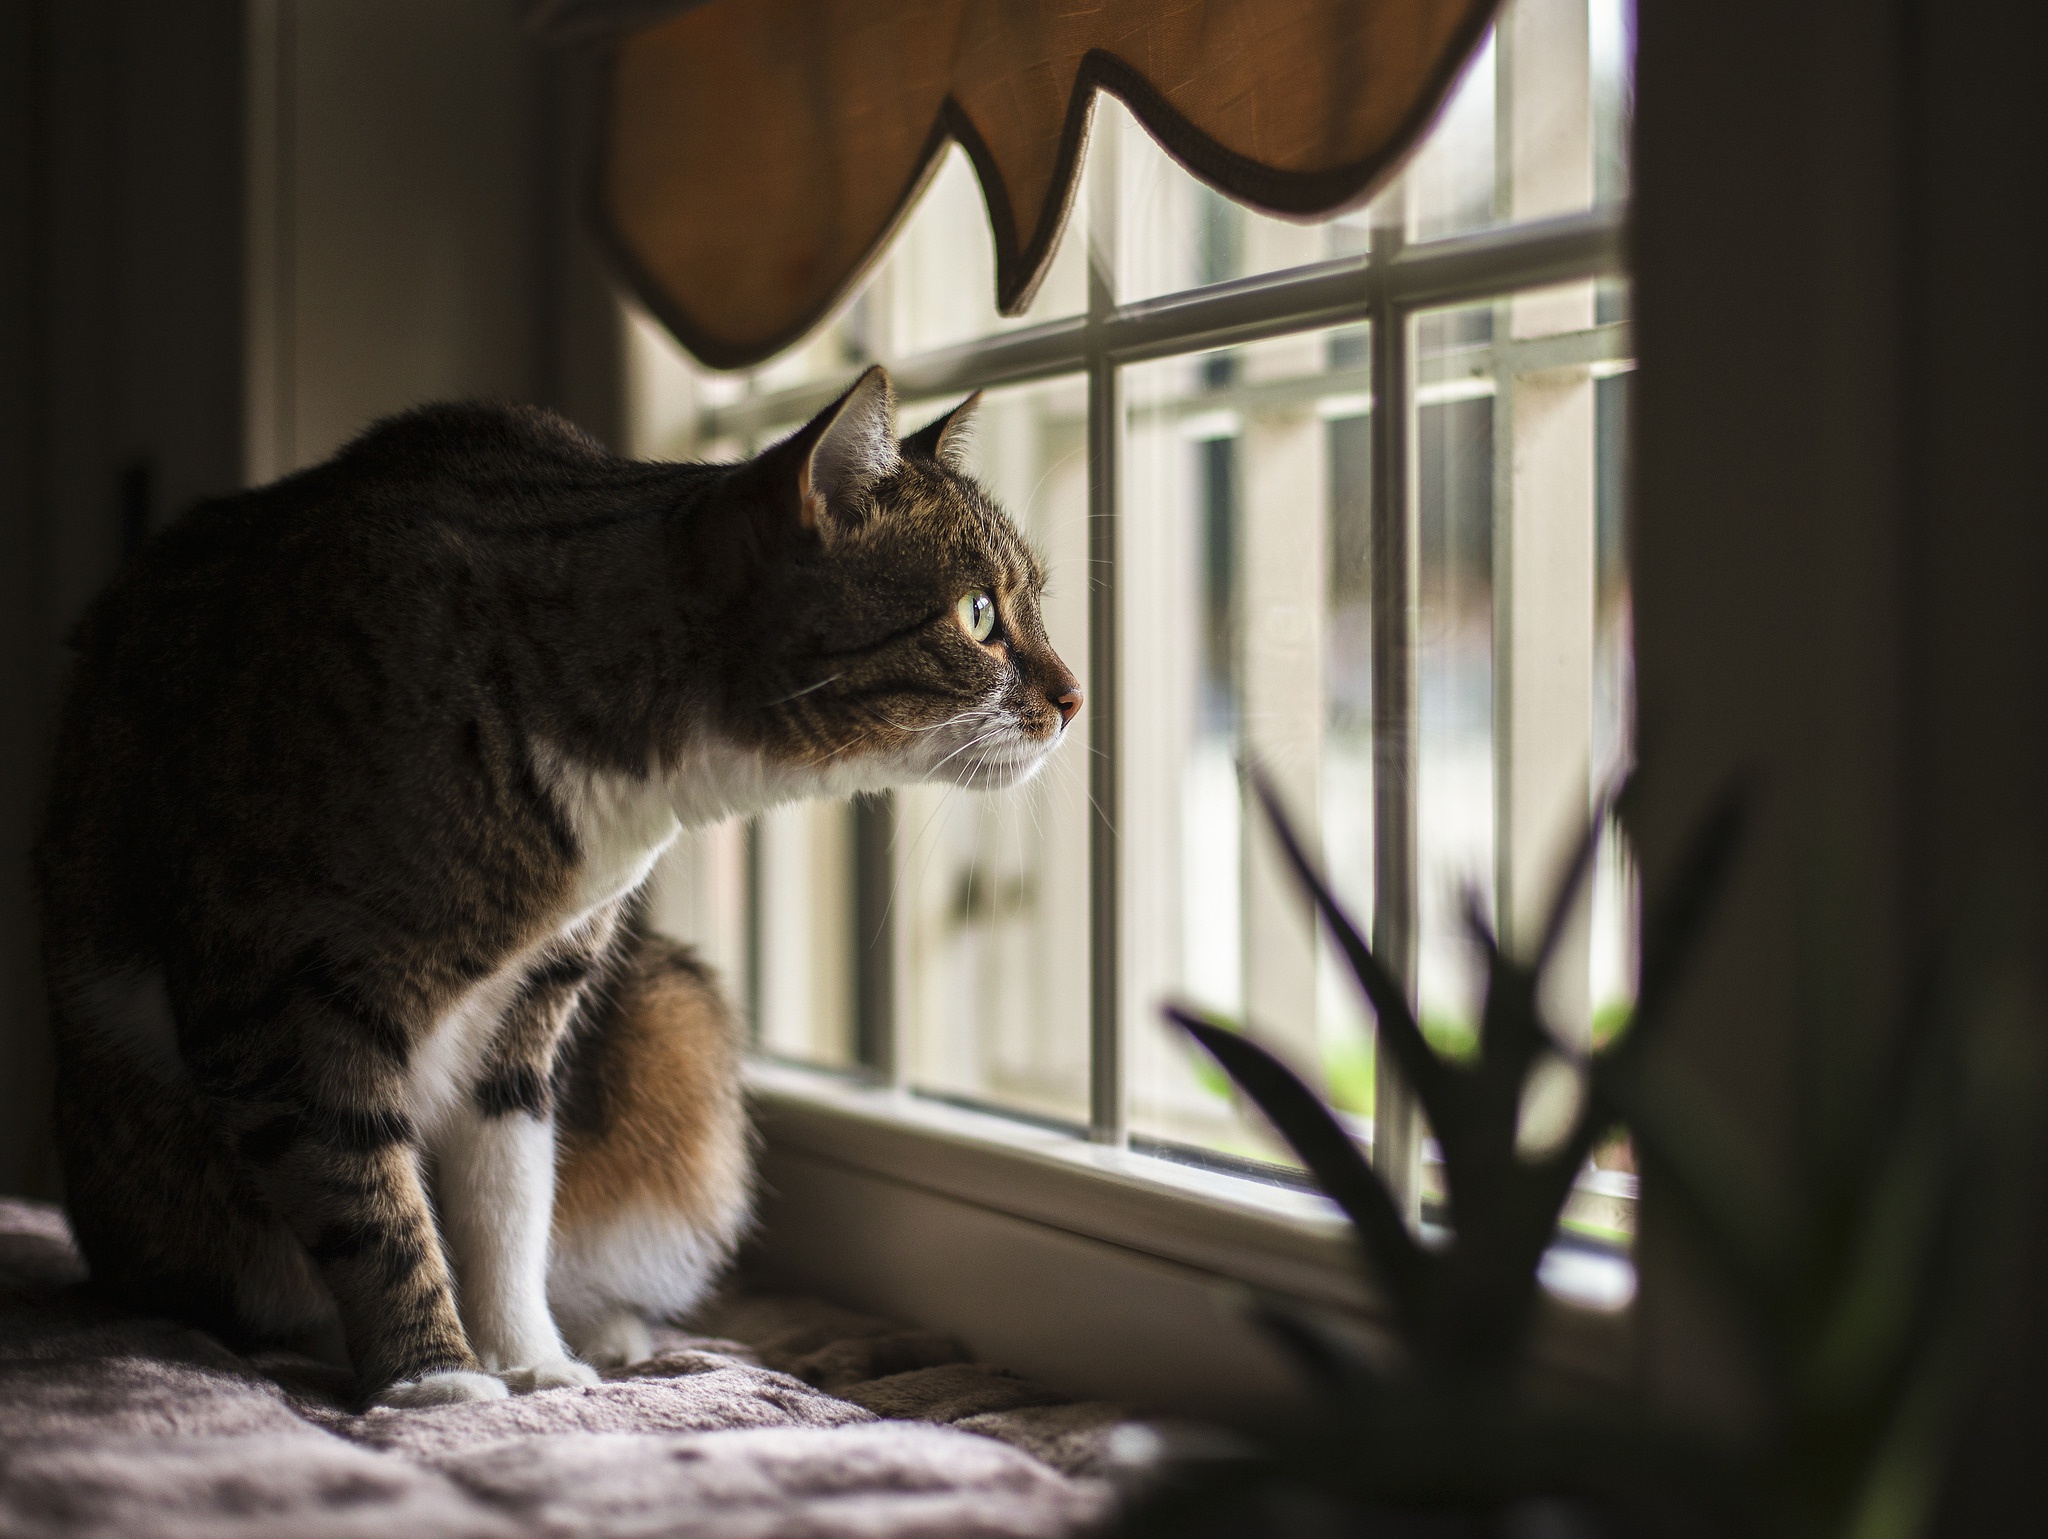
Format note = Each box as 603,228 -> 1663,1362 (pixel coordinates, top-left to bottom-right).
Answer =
39,403 -> 686,950
68,402 -> 670,702
96,402 -> 628,619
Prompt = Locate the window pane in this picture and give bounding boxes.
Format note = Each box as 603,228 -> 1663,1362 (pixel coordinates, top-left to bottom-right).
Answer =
1593,0 -> 1636,209
1123,327 -> 1377,1166
862,146 -> 1093,364
1581,346 -> 1638,1244
1411,279 -> 1636,1236
1414,302 -> 1496,1063
1403,31 -> 1498,243
754,802 -> 858,1068
896,375 -> 1093,1124
1109,0 -> 1633,306
1408,0 -> 1634,245
625,139 -> 1094,419
644,819 -> 751,1012
1109,94 -> 1370,306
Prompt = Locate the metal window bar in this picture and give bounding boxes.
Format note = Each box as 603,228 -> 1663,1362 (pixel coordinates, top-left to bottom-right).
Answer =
721,194 -> 1626,1178
1368,200 -> 1424,1221
1086,126 -> 1124,1143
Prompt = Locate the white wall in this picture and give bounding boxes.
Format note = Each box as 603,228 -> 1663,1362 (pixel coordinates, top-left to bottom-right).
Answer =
247,0 -> 559,478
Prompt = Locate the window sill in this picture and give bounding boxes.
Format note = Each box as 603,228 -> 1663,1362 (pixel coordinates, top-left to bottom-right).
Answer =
742,1059 -> 1635,1420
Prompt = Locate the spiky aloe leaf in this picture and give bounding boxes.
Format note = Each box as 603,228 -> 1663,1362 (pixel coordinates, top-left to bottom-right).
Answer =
1166,1007 -> 1429,1328
1596,1059 -> 1788,1311
1243,768 -> 1451,1113
1244,1290 -> 1387,1405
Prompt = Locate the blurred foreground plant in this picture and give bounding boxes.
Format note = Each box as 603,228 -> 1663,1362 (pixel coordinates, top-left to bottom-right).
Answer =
1117,771 -> 2042,1539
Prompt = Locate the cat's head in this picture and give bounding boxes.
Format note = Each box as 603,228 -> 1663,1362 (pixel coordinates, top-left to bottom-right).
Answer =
711,366 -> 1081,794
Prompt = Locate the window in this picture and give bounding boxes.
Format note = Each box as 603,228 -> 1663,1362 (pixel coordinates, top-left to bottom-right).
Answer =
634,0 -> 1637,1253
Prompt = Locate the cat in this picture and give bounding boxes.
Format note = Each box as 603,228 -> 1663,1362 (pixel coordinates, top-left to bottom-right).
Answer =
34,365 -> 1081,1407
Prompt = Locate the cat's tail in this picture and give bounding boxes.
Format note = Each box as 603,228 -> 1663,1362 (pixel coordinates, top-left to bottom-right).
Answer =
547,925 -> 754,1364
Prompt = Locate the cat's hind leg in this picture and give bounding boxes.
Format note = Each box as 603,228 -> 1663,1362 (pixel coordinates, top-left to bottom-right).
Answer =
549,932 -> 752,1367
53,995 -> 343,1365
168,965 -> 494,1406
52,962 -> 493,1405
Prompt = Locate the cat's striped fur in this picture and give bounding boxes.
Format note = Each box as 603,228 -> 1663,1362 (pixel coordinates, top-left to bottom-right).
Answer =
35,368 -> 1080,1406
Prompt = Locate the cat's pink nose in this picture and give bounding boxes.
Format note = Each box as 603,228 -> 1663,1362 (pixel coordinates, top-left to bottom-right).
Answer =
1053,688 -> 1083,728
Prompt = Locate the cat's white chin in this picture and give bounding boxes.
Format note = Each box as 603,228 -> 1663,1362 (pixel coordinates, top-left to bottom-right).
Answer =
943,741 -> 1057,791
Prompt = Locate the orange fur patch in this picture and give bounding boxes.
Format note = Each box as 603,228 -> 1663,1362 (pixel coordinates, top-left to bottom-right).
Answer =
553,942 -> 750,1239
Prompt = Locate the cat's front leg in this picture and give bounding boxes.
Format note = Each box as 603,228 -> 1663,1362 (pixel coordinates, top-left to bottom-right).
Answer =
436,1095 -> 598,1392
435,937 -> 614,1392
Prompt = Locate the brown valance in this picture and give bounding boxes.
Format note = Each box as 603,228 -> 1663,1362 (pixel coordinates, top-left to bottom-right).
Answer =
588,0 -> 1498,370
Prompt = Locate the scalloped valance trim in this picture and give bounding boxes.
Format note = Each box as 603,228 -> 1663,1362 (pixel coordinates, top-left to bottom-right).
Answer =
593,0 -> 1499,371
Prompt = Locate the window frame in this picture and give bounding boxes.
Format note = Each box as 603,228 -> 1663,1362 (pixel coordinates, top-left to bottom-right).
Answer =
745,1057 -> 1633,1422
692,194 -> 1629,1161
647,53 -> 1641,1401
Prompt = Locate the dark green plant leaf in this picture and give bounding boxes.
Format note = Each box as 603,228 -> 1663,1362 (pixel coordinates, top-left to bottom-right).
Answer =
1595,1054 -> 1787,1313
1243,767 -> 1451,1110
1166,1006 -> 1430,1324
1244,1290 -> 1386,1405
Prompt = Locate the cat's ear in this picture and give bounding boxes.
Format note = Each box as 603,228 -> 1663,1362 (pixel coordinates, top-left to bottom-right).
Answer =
797,365 -> 900,533
901,392 -> 980,471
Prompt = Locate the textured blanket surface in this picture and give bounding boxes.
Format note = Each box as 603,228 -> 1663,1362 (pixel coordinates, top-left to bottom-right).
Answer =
0,1198 -> 1120,1537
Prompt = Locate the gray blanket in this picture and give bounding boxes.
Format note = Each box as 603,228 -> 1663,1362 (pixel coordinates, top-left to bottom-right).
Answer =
0,1198 -> 1121,1537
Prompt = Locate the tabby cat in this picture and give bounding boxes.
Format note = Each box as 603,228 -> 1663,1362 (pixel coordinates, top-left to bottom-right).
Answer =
35,366 -> 1080,1407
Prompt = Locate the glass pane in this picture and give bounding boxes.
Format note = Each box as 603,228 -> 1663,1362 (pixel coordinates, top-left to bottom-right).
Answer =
1403,30 -> 1498,243
1582,341 -> 1638,1244
1409,279 -> 1637,1237
1414,302 -> 1496,1062
896,375 -> 1093,1124
1110,95 -> 1369,306
752,142 -> 1092,391
1406,0 -> 1634,246
1108,0 -> 1632,306
753,803 -> 857,1068
1591,364 -> 1635,1052
621,138 -> 1092,422
1123,327 -> 1377,1166
644,818 -> 752,1012
1593,0 -> 1636,209
877,148 -> 1092,359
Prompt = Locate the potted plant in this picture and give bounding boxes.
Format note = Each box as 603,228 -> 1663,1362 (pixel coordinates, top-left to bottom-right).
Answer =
1115,773 -> 2039,1539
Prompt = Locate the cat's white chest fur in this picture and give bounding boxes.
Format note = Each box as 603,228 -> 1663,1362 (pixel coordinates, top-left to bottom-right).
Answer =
403,756 -> 683,1137
548,760 -> 684,921
533,740 -> 913,937
407,958 -> 532,1137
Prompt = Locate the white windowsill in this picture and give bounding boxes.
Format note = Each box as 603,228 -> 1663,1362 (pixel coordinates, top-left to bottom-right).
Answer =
744,1057 -> 1635,1405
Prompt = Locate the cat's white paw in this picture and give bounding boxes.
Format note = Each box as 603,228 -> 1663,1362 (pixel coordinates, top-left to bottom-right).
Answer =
571,1310 -> 656,1369
497,1356 -> 602,1393
370,1369 -> 511,1409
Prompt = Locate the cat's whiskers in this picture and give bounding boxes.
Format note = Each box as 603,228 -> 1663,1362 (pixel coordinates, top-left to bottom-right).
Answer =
791,694 -> 999,776
1015,449 -> 1084,541
930,737 -> 1006,785
760,674 -> 845,710
917,695 -> 1000,752
846,695 -> 981,738
928,720 -> 1015,779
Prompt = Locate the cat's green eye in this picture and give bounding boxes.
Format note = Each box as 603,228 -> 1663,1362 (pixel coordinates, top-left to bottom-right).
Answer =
957,590 -> 997,644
